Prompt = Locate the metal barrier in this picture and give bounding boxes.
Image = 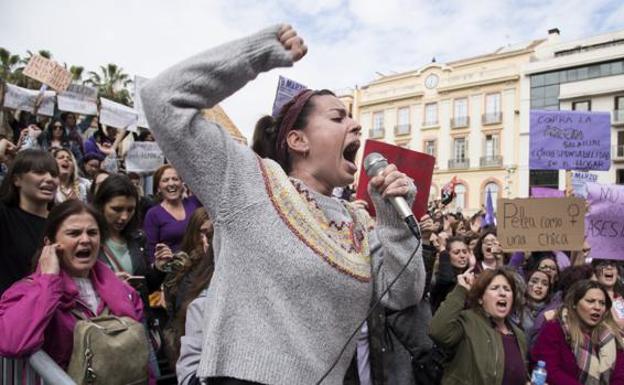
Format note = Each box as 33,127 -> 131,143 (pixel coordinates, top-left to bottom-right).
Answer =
1,350 -> 76,385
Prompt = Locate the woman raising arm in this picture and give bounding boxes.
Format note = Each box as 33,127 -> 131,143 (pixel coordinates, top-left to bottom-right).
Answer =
141,24 -> 424,385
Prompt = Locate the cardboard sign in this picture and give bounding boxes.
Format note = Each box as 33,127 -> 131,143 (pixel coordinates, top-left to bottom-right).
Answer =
57,84 -> 98,115
22,55 -> 72,91
271,76 -> 307,117
134,75 -> 150,128
99,98 -> 138,132
530,110 -> 611,171
530,187 -> 564,198
586,183 -> 624,260
3,83 -> 56,117
571,171 -> 598,199
497,197 -> 585,252
124,142 -> 164,173
355,140 -> 435,219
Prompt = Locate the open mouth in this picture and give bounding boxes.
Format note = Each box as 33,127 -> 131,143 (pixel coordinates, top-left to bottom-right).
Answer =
495,299 -> 508,312
604,273 -> 615,280
342,141 -> 360,174
166,186 -> 178,193
39,184 -> 57,196
590,312 -> 602,322
74,249 -> 92,259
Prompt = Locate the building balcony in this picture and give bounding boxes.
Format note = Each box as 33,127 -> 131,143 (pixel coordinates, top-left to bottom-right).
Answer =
614,145 -> 624,162
394,124 -> 411,136
422,120 -> 439,128
480,155 -> 503,168
482,112 -> 502,125
613,109 -> 624,125
448,158 -> 470,170
369,128 -> 385,139
451,116 -> 470,129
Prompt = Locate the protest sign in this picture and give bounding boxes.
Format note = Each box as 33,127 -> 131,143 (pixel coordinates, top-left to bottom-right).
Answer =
530,110 -> 611,171
57,84 -> 98,115
571,171 -> 598,198
497,197 -> 585,252
355,139 -> 435,219
124,142 -> 164,173
586,183 -> 624,260
530,187 -> 564,198
23,55 -> 72,91
271,76 -> 307,117
99,98 -> 138,132
3,83 -> 55,117
134,75 -> 150,128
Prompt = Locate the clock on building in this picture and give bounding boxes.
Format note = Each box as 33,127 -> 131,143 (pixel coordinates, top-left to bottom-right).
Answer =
425,74 -> 439,89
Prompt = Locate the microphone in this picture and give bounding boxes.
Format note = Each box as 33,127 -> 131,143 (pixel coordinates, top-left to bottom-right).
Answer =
363,152 -> 420,239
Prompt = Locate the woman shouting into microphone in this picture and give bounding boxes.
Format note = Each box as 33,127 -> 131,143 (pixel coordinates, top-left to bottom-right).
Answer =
141,24 -> 424,385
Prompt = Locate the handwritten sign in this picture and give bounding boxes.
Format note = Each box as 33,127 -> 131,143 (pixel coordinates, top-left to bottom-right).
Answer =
271,76 -> 307,117
571,171 -> 598,198
497,197 -> 585,251
586,183 -> 624,260
124,142 -> 164,173
57,84 -> 98,115
99,98 -> 138,132
530,110 -> 611,171
134,75 -> 150,128
3,83 -> 56,116
23,55 -> 72,91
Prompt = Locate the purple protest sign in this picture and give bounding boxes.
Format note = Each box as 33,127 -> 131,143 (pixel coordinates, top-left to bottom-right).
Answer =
530,110 -> 611,171
586,183 -> 624,260
271,76 -> 307,117
531,187 -> 564,198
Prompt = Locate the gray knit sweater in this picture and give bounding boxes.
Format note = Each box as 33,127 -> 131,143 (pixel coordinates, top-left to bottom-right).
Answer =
141,25 -> 424,385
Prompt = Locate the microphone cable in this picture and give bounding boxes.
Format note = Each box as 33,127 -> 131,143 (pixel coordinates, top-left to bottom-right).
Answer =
315,223 -> 422,384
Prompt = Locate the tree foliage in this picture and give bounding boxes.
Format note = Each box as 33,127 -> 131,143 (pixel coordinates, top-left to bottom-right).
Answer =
0,47 -> 133,106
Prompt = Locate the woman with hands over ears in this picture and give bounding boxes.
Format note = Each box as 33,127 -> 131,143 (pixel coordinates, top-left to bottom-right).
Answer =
141,24 -> 424,385
0,200 -> 153,383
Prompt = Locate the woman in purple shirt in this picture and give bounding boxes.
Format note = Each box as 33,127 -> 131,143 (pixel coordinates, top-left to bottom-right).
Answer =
143,165 -> 201,263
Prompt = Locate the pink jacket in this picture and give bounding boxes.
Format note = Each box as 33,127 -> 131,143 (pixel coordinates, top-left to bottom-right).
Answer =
0,260 -> 155,384
532,320 -> 624,385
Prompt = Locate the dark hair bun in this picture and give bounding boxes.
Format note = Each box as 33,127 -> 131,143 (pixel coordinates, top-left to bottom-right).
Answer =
252,115 -> 278,159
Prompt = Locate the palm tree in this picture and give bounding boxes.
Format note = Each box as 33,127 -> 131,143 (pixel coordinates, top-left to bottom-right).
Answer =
69,65 -> 84,82
22,49 -> 52,64
86,63 -> 133,106
0,48 -> 23,83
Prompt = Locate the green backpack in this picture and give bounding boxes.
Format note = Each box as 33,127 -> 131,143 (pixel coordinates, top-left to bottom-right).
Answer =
67,308 -> 150,385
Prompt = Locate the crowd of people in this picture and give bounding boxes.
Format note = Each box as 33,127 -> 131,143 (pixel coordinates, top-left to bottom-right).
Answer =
0,24 -> 623,385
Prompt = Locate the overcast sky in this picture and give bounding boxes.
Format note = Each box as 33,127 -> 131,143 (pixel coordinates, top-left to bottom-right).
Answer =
2,0 -> 623,139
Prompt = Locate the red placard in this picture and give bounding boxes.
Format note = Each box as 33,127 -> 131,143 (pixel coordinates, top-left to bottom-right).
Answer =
355,140 -> 435,219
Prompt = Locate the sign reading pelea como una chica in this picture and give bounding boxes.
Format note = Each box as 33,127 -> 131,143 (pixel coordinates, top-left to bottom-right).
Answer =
530,110 -> 611,171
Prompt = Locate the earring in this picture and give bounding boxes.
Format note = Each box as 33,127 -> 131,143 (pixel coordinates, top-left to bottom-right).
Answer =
478,300 -> 483,305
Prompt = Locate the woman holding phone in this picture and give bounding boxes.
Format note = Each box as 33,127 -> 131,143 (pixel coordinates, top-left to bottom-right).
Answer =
92,174 -> 167,292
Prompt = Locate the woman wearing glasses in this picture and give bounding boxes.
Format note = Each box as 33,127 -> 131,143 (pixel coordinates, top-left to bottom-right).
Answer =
39,119 -> 83,162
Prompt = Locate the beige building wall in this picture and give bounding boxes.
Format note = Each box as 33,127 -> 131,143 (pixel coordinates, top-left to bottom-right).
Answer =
346,38 -> 547,215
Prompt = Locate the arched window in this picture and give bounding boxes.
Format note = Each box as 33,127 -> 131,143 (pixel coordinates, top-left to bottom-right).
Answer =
454,184 -> 466,211
484,182 -> 499,211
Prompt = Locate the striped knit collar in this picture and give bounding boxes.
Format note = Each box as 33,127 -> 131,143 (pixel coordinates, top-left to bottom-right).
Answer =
259,158 -> 372,282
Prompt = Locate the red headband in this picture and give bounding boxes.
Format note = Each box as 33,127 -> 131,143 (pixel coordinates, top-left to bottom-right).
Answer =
274,89 -> 316,168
